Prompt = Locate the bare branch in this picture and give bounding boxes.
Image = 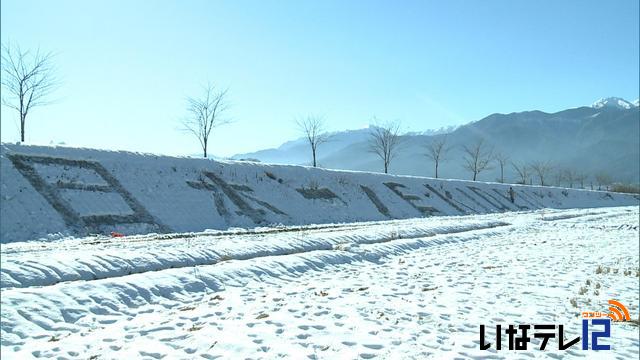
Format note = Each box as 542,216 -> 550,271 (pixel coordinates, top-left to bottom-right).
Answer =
512,162 -> 530,185
595,171 -> 613,191
424,136 -> 450,179
1,42 -> 60,142
368,119 -> 402,174
529,160 -> 553,186
296,115 -> 331,167
494,152 -> 510,183
182,83 -> 231,158
576,173 -> 587,189
461,138 -> 494,181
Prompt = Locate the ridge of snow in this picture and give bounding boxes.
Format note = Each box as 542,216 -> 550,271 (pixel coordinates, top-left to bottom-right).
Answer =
0,217 -> 508,289
591,97 -> 636,109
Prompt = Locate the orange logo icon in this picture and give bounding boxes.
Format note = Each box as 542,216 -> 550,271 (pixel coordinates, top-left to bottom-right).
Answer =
607,300 -> 630,322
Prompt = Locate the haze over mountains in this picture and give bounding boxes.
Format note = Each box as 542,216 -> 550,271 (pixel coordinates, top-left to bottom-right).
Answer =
233,98 -> 640,184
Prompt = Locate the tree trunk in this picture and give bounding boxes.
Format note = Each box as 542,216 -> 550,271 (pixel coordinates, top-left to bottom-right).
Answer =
20,111 -> 25,142
20,101 -> 25,142
312,149 -> 316,167
203,143 -> 207,158
435,163 -> 438,178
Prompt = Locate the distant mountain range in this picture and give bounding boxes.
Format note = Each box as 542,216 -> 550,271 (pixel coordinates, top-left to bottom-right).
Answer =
232,97 -> 640,184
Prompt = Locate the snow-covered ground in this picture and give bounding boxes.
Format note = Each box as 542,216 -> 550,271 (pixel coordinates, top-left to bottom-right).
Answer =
1,144 -> 637,243
1,206 -> 638,359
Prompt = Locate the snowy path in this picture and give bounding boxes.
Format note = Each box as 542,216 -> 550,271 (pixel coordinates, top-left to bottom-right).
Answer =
1,207 -> 638,359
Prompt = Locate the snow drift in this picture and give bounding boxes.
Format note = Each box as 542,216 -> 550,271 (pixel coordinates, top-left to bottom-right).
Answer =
1,143 -> 637,243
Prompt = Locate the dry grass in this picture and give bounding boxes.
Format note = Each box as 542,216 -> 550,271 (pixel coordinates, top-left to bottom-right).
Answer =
48,335 -> 61,342
611,183 -> 640,194
570,298 -> 578,308
578,287 -> 587,295
187,324 -> 203,332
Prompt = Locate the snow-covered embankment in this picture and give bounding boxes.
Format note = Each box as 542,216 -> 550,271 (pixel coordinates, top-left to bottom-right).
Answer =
1,144 -> 637,242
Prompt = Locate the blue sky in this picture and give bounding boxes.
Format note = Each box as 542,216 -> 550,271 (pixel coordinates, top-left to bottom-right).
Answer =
1,0 -> 638,157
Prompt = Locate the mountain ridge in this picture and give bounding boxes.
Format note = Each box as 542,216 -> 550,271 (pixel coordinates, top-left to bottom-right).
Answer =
232,98 -> 640,184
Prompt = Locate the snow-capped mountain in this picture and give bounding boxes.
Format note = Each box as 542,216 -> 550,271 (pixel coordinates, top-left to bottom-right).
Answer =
233,98 -> 640,183
404,125 -> 459,136
591,97 -> 638,110
633,98 -> 639,107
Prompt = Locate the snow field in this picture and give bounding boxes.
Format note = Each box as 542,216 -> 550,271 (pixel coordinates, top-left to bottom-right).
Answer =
1,206 -> 638,359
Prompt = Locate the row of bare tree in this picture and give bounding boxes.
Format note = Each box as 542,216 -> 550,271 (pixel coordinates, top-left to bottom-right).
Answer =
295,116 -> 403,174
0,43 -> 624,191
513,163 -> 614,190
426,137 -> 511,181
427,136 -> 616,188
296,117 -> 618,189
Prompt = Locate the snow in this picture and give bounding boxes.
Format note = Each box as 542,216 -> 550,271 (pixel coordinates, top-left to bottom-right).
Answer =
1,206 -> 638,358
591,97 -> 637,109
1,144 -> 637,243
1,144 -> 638,358
0,216 -> 508,289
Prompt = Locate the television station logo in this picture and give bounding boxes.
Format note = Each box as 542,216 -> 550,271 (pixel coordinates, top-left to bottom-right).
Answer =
480,299 -> 632,351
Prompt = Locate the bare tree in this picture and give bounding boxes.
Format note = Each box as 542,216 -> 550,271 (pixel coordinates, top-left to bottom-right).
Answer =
494,152 -> 510,183
553,170 -> 565,187
576,172 -> 588,189
462,138 -> 493,181
595,172 -> 612,191
424,136 -> 450,178
368,120 -> 402,174
530,161 -> 553,186
561,169 -> 587,189
563,168 -> 577,188
297,115 -> 331,167
182,84 -> 230,158
1,43 -> 59,142
512,162 -> 530,185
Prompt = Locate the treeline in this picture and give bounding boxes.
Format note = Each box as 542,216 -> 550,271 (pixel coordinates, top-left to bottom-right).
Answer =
295,117 -> 639,194
2,43 -> 637,194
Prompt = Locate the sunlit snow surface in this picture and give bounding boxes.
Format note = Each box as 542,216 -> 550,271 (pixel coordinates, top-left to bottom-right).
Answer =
1,207 -> 638,359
